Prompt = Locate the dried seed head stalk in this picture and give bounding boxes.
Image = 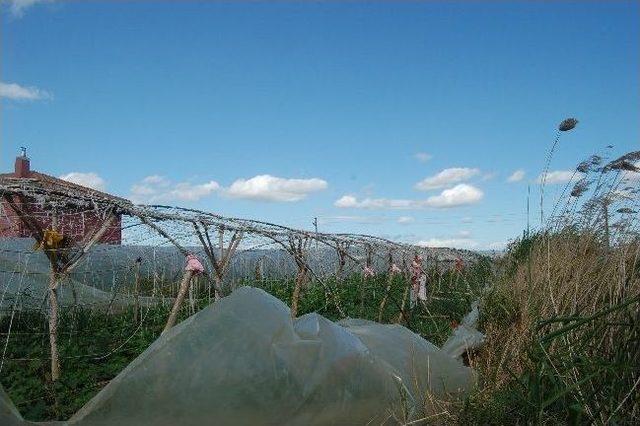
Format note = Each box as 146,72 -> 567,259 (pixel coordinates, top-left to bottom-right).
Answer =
558,118 -> 578,131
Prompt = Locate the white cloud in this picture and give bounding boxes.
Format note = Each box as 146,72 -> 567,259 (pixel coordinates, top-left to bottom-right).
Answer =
397,216 -> 415,224
60,172 -> 107,191
414,152 -> 432,163
423,184 -> 484,208
416,238 -> 479,249
507,169 -> 525,183
4,0 -> 52,16
334,184 -> 483,210
457,230 -> 472,238
59,172 -> 106,191
0,81 -> 52,101
318,216 -> 385,225
334,195 -> 417,209
487,241 -> 508,251
536,170 -> 583,185
415,167 -> 480,191
140,175 -> 165,185
130,175 -> 219,203
226,175 -> 327,202
482,172 -> 497,181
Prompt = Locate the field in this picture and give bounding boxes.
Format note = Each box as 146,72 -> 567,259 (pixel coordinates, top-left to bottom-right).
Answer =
0,259 -> 491,422
2,228 -> 638,424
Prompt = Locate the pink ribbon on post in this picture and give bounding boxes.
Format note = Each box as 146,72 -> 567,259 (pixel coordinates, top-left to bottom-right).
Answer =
185,254 -> 205,274
363,266 -> 375,278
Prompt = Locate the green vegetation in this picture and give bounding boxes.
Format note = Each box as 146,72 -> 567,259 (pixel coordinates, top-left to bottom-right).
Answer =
0,259 -> 492,422
459,233 -> 640,425
4,133 -> 636,423
2,228 -> 638,424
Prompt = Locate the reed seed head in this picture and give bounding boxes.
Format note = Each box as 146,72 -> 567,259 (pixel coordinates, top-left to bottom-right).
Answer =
558,118 -> 578,131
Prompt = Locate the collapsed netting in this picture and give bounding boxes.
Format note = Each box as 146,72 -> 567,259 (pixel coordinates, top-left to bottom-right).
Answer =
0,178 -> 479,381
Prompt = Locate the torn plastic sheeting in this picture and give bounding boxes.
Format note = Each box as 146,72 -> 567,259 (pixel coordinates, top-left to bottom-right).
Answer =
2,287 -> 483,425
69,287 -> 479,425
340,318 -> 475,419
441,301 -> 485,360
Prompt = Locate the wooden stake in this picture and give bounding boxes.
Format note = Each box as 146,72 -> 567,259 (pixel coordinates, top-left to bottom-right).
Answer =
290,265 -> 307,318
46,210 -> 62,382
133,259 -> 141,324
254,257 -> 263,283
162,269 -> 194,334
48,270 -> 61,382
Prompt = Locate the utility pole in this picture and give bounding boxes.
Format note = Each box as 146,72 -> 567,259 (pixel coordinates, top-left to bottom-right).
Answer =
312,217 -> 318,249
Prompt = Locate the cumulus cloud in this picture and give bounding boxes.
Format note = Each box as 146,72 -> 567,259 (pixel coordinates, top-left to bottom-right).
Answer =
414,167 -> 480,191
397,216 -> 415,224
59,172 -> 106,191
334,184 -> 483,210
226,175 -> 327,202
424,184 -> 484,208
0,81 -> 52,101
414,152 -> 432,163
507,169 -> 525,183
536,170 -> 582,185
130,175 -> 220,203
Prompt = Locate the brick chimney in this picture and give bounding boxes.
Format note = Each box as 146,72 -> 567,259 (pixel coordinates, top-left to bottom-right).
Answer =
14,147 -> 30,178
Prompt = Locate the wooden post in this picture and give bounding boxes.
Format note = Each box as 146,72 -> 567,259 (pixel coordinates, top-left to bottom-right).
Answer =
361,246 -> 373,317
133,258 -> 141,324
254,257 -> 263,283
48,269 -> 61,382
398,256 -> 410,324
162,269 -> 195,334
189,276 -> 195,314
336,245 -> 347,284
48,211 -> 62,382
290,265 -> 307,318
193,223 -> 243,301
378,252 -> 395,322
288,236 -> 310,318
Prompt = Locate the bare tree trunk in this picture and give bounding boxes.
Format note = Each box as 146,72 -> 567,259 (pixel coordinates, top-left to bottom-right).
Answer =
48,270 -> 61,382
189,276 -> 195,314
255,258 -> 263,283
336,261 -> 344,283
290,266 -> 307,318
214,274 -> 222,301
162,270 -> 194,334
397,259 -> 410,324
378,273 -> 394,322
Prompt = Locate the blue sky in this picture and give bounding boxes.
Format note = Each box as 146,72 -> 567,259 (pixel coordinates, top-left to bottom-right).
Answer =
1,1 -> 638,250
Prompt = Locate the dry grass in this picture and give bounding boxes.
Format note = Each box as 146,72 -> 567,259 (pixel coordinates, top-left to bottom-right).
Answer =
457,150 -> 640,424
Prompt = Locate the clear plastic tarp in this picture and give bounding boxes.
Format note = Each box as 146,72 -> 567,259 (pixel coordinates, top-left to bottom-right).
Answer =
1,286 -> 483,425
